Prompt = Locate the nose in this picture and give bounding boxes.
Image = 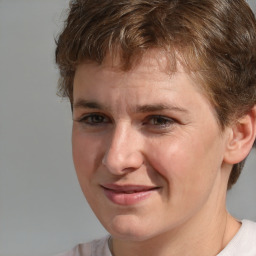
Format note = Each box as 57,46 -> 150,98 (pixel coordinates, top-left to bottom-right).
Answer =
102,123 -> 144,175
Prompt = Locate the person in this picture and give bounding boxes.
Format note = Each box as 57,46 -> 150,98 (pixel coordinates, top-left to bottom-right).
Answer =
55,0 -> 256,255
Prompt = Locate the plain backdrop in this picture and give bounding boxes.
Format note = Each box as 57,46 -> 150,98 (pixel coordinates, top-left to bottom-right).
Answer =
0,0 -> 256,255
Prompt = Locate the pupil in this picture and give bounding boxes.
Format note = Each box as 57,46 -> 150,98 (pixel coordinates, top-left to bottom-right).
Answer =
155,117 -> 164,124
93,116 -> 102,122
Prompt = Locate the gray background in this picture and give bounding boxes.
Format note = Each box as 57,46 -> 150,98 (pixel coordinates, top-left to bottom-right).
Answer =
0,0 -> 255,255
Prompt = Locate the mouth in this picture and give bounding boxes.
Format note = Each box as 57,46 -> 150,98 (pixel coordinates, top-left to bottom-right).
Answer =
101,184 -> 160,205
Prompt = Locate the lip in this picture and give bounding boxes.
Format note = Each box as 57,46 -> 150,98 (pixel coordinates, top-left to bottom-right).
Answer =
101,184 -> 160,206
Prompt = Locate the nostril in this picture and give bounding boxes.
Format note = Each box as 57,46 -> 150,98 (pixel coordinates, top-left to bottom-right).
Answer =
101,153 -> 107,166
102,149 -> 144,175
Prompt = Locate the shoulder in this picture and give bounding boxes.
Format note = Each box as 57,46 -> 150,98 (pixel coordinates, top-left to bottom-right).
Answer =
55,236 -> 111,256
218,219 -> 256,256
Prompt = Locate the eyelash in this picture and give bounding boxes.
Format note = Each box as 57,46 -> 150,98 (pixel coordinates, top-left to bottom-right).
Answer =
143,115 -> 175,128
76,113 -> 176,129
77,113 -> 110,126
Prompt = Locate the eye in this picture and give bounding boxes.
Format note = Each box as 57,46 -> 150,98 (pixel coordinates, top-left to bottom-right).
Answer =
76,113 -> 111,126
144,115 -> 175,128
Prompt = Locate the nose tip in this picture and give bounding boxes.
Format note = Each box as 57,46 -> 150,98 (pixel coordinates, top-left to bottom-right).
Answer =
102,126 -> 144,175
102,149 -> 144,174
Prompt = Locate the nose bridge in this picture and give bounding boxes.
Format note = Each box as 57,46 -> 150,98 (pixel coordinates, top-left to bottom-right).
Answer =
103,121 -> 143,174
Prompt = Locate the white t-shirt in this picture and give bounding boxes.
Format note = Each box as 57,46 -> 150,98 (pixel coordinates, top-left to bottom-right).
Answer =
217,220 -> 256,256
56,220 -> 256,256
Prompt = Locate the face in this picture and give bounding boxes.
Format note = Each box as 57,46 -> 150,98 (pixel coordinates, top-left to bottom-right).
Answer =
72,51 -> 230,241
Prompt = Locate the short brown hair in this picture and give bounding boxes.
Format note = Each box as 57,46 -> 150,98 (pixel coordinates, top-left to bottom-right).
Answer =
55,0 -> 256,189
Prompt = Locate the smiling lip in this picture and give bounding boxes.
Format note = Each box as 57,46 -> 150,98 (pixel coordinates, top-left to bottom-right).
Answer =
101,184 -> 160,206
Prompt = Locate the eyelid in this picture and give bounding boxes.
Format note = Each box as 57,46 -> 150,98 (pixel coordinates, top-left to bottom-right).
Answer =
143,115 -> 176,127
74,112 -> 111,123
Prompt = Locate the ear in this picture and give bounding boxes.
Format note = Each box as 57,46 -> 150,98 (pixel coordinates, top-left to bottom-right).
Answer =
224,106 -> 256,165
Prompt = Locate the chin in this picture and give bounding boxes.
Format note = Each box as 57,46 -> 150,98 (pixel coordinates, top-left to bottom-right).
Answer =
102,214 -> 158,241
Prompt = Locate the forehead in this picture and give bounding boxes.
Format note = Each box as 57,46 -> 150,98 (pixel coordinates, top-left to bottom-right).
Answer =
74,49 -> 217,116
74,49 -> 205,96
102,49 -> 171,73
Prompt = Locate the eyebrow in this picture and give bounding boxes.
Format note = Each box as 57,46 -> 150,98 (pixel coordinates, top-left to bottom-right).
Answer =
73,99 -> 188,114
73,99 -> 105,110
135,104 -> 188,114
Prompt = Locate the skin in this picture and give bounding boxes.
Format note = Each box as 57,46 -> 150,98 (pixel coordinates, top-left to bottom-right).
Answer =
72,50 -> 242,256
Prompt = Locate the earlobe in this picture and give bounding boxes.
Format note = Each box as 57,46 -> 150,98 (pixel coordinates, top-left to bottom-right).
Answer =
224,106 -> 256,165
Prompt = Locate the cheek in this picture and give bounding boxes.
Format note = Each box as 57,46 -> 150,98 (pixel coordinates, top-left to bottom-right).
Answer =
72,126 -> 104,185
146,132 -> 222,193
146,136 -> 195,177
